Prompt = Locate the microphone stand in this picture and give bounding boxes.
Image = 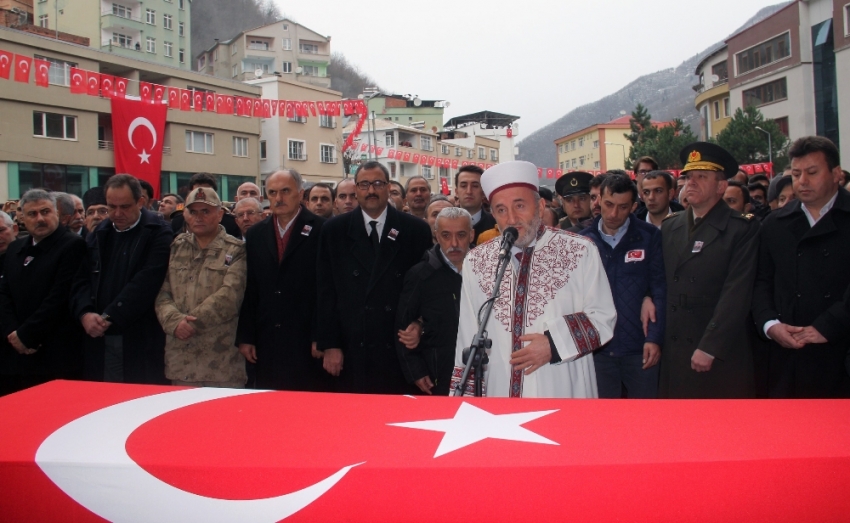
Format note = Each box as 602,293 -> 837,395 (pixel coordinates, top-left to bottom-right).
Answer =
455,230 -> 516,397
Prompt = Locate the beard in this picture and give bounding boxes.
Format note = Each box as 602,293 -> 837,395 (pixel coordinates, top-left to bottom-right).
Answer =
514,213 -> 543,248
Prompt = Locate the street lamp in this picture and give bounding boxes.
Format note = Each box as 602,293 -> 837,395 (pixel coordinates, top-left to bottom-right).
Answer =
755,126 -> 772,175
358,88 -> 382,162
604,142 -> 627,169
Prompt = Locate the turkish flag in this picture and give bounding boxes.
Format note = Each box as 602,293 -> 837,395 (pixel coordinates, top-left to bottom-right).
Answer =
204,92 -> 214,112
215,94 -> 225,114
436,158 -> 443,167
440,177 -> 450,195
375,147 -> 384,156
180,89 -> 192,111
84,71 -> 100,96
451,160 -> 458,168
252,99 -> 262,118
743,164 -> 755,175
354,99 -> 366,115
420,155 -> 428,166
546,168 -> 554,178
111,97 -> 167,198
0,50 -> 12,79
462,162 -> 469,167
234,97 -> 244,116
271,100 -> 279,117
114,77 -> 127,98
754,163 -> 764,173
13,54 -> 31,83
165,87 -> 177,108
343,100 -> 354,116
192,91 -> 202,112
139,82 -> 153,103
226,96 -> 234,115
369,145 -> 376,154
285,101 -> 294,118
507,127 -> 513,138
34,59 -> 50,88
556,169 -> 563,178
100,75 -> 115,98
428,156 -> 436,166
402,152 -> 411,162
360,143 -> 368,153
262,100 -> 271,119
537,168 -> 543,177
388,149 -> 396,159
317,101 -> 327,115
153,85 -> 165,104
308,102 -> 317,117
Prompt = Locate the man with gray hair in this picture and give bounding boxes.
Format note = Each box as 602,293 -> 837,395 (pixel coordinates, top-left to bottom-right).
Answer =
396,206 -> 473,395
0,211 -> 18,257
233,197 -> 263,240
0,189 -> 86,396
55,193 -> 87,236
405,176 -> 432,220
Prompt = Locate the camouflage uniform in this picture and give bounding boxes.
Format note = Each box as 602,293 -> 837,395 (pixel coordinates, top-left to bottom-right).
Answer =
155,225 -> 247,385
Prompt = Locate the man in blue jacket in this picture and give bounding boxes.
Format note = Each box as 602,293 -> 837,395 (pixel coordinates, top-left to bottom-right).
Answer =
581,174 -> 666,398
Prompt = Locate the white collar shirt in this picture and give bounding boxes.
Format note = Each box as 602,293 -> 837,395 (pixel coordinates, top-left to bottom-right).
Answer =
801,191 -> 839,227
362,206 -> 388,240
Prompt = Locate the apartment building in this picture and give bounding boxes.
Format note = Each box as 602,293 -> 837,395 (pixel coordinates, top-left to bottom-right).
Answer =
366,94 -> 447,134
32,0 -> 191,69
694,46 -> 732,140
554,116 -> 646,173
442,110 -> 519,163
0,26 -> 260,202
245,76 -> 343,185
197,19 -> 330,89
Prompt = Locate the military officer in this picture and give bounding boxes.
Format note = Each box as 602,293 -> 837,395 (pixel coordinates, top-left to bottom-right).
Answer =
659,142 -> 760,398
556,172 -> 594,232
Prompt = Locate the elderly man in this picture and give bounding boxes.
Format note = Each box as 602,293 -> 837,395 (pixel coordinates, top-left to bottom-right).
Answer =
233,197 -> 263,239
405,176 -> 432,220
753,136 -> 850,398
236,170 -> 328,391
317,161 -> 433,394
156,187 -> 247,388
82,187 -> 109,232
235,182 -> 261,201
0,211 -> 18,257
305,183 -> 335,219
333,178 -> 358,215
56,193 -> 87,237
426,196 -> 453,241
455,165 -> 497,245
557,172 -> 594,232
397,207 -> 473,395
70,175 -> 173,384
453,161 -> 617,398
159,193 -> 183,223
660,143 -> 760,398
0,190 -> 86,396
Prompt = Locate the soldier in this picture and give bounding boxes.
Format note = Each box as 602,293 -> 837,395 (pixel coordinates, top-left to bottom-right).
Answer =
155,187 -> 247,388
659,142 -> 760,398
556,172 -> 594,232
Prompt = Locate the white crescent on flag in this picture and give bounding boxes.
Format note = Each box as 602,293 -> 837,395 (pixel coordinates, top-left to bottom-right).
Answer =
19,59 -> 29,74
35,388 -> 361,523
0,54 -> 9,68
72,72 -> 83,85
38,63 -> 49,77
88,77 -> 98,88
182,92 -> 189,103
128,117 -> 157,150
103,78 -> 112,90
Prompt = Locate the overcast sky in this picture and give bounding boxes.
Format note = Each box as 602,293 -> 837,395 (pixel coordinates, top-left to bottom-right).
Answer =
276,0 -> 782,137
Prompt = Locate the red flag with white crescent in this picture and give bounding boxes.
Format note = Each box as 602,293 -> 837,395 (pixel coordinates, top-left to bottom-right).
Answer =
428,156 -> 436,166
440,177 -> 450,195
388,149 -> 396,159
354,99 -> 366,115
13,54 -> 31,83
317,101 -> 327,115
153,85 -> 165,104
451,159 -> 459,169
139,82 -> 153,103
507,127 -> 513,138
86,71 -> 100,96
537,167 -> 543,177
180,89 -> 192,111
34,59 -> 50,88
368,145 -> 376,154
167,87 -> 179,108
376,147 -> 384,156
556,169 -> 563,178
262,100 -> 271,119
343,100 -> 354,116
412,153 -> 420,164
546,168 -> 554,178
360,143 -> 368,153
114,77 -> 127,98
271,100 -> 279,117
111,97 -> 167,198
203,92 -> 214,112
0,50 -> 12,80
192,91 -> 202,112
226,96 -> 234,114
215,94 -> 225,114
285,101 -> 294,118
403,152 -> 411,162
308,102 -> 317,117
251,99 -> 261,118
100,75 -> 115,98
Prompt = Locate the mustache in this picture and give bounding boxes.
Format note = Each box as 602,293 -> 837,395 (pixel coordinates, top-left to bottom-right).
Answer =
446,248 -> 464,254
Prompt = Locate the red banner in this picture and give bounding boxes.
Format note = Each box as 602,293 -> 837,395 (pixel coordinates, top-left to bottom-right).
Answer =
440,177 -> 450,195
180,89 -> 192,111
0,50 -> 11,79
115,77 -> 127,98
85,71 -> 100,96
13,54 -> 31,83
139,82 -> 153,103
167,87 -> 179,108
100,75 -> 115,98
34,58 -> 50,88
110,97 -> 167,198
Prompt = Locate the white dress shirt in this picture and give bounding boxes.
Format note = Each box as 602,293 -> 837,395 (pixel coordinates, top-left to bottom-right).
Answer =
362,206 -> 388,241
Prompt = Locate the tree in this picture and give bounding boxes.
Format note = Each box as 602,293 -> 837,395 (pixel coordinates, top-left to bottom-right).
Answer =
624,103 -> 697,170
625,103 -> 652,148
713,106 -> 788,169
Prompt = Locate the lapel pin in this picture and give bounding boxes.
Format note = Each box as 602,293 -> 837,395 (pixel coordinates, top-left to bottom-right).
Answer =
23,256 -> 34,266
301,224 -> 312,236
388,228 -> 399,241
224,254 -> 233,266
692,241 -> 704,253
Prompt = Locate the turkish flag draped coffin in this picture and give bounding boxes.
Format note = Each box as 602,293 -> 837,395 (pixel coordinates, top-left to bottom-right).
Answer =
111,98 -> 167,198
2,381 -> 850,523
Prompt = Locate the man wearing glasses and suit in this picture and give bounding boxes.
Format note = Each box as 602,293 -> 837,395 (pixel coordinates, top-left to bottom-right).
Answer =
316,161 -> 433,394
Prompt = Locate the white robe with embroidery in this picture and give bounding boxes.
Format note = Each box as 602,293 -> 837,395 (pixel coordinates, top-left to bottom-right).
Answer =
453,227 -> 617,398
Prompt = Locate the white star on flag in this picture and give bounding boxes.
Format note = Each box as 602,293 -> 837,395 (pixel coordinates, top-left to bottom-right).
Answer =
389,402 -> 559,457
138,149 -> 151,164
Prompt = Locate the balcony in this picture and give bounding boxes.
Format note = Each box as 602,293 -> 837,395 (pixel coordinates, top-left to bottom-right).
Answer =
101,11 -> 145,31
98,141 -> 172,155
295,74 -> 331,88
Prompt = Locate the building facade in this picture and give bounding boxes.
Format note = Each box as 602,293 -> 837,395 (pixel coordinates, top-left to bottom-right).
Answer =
366,94 -> 446,134
554,116 -> 639,173
694,46 -> 732,140
442,110 -> 519,164
245,76 -> 343,186
197,19 -> 330,89
0,26 -> 260,202
33,0 -> 191,69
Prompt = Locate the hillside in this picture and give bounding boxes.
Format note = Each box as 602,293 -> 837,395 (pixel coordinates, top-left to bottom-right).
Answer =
516,3 -> 791,168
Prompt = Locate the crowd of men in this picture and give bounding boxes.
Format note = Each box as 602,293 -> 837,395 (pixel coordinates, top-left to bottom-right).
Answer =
1,135 -> 849,399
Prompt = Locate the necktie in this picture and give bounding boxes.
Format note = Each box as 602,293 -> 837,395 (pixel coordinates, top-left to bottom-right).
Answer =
369,220 -> 380,253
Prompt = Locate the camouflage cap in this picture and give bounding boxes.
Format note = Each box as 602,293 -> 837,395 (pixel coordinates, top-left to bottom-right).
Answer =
185,187 -> 222,208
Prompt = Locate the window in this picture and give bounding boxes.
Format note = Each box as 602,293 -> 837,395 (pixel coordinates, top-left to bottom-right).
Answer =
302,65 -> 319,76
320,144 -> 335,163
736,32 -> 791,75
571,158 -> 577,167
456,147 -> 462,157
558,144 -> 564,153
113,32 -> 133,48
112,3 -> 131,18
319,115 -> 335,128
145,8 -> 155,24
846,5 -> 850,36
467,150 -> 473,159
560,161 -> 565,169
288,140 -> 306,160
593,140 -> 599,149
186,131 -> 214,154
231,44 -> 237,56
389,162 -> 397,179
178,0 -> 184,9
490,149 -> 498,161
773,116 -> 789,137
421,136 -> 433,151
578,137 -> 584,147
282,38 -> 292,50
743,78 -> 788,107
38,14 -> 48,27
714,101 -> 721,120
146,37 -> 156,54
178,22 -> 185,37
213,49 -> 218,61
249,39 -> 269,51
164,41 -> 173,58
385,132 -> 394,147
163,14 -> 172,29
198,55 -> 206,69
282,23 -> 289,30
423,166 -> 433,179
594,161 -> 600,169
579,156 -> 585,166
478,147 -> 485,159
299,42 -> 319,54
282,61 -> 292,73
723,97 -> 730,117
34,55 -> 76,86
441,144 -> 449,154
571,140 -> 576,150
231,64 -> 237,77
179,49 -> 185,63
288,114 -> 307,124
712,61 -> 728,83
260,140 -> 267,160
33,112 -> 76,140
232,137 -> 248,157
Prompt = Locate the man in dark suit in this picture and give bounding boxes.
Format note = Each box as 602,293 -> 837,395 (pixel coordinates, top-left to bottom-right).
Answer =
237,170 -> 328,391
635,171 -> 685,228
317,161 -> 433,394
455,165 -> 496,245
659,143 -> 760,398
752,136 -> 850,398
0,190 -> 86,396
70,175 -> 173,384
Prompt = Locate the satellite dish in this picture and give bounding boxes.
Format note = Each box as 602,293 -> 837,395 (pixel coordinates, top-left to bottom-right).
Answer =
296,66 -> 303,74
444,101 -> 450,108
711,74 -> 720,82
413,96 -> 422,107
254,68 -> 263,79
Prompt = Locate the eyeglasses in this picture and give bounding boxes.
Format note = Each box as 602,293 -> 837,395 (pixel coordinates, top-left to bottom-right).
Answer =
235,211 -> 258,218
356,180 -> 387,190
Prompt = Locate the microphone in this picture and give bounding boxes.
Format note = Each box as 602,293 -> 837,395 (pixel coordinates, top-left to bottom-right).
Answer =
498,227 -> 518,259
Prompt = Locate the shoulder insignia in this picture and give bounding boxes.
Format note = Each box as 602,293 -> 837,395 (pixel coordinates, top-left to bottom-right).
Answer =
663,212 -> 681,222
743,213 -> 755,220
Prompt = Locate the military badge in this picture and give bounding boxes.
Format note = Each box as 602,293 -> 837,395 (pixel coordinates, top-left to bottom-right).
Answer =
301,225 -> 312,236
688,150 -> 701,163
23,256 -> 34,266
388,228 -> 399,241
224,254 -> 233,266
692,241 -> 704,253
